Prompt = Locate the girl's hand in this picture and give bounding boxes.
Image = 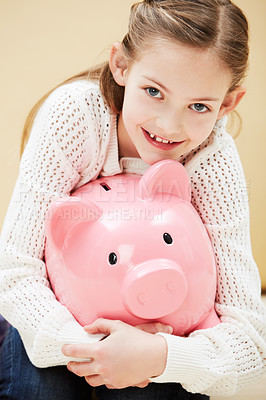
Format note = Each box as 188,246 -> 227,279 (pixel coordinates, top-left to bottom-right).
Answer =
62,318 -> 168,389
135,322 -> 173,335
124,321 -> 173,389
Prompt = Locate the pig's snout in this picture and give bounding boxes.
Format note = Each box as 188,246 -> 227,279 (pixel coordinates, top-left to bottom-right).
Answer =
122,260 -> 187,319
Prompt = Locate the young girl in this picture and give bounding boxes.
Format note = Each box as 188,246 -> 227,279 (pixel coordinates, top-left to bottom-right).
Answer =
0,0 -> 265,399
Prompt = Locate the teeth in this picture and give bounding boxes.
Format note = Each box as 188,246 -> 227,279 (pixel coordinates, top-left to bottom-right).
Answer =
147,131 -> 173,144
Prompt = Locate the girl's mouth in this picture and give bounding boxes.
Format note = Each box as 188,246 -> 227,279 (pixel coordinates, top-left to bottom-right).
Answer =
142,128 -> 185,150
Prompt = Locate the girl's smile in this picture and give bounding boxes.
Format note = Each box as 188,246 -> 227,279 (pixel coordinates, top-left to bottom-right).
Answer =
112,41 -> 242,165
141,128 -> 185,151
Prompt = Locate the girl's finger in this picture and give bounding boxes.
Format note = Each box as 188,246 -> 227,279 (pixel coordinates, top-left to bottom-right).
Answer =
134,380 -> 150,388
84,318 -> 120,335
67,361 -> 95,377
136,322 -> 173,334
105,384 -> 119,389
85,374 -> 105,387
62,343 -> 94,359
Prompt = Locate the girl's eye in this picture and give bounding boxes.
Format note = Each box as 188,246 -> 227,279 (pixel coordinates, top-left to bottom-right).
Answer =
146,87 -> 163,99
190,103 -> 209,113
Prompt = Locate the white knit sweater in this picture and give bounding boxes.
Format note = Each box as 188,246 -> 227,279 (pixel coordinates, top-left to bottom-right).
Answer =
0,80 -> 265,396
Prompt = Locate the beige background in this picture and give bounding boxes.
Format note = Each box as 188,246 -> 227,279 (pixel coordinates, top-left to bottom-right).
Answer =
0,0 -> 265,289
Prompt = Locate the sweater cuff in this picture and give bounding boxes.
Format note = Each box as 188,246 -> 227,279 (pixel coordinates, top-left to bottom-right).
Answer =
59,321 -> 104,363
150,333 -> 205,384
60,321 -> 104,345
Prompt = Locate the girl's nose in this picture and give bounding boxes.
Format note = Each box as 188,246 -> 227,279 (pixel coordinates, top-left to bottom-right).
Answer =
156,112 -> 182,135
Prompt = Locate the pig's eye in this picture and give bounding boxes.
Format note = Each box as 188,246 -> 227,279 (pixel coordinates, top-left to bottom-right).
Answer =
108,252 -> 118,265
163,233 -> 173,245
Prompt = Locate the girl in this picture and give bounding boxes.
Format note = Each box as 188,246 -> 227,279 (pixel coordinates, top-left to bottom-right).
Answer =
0,0 -> 265,399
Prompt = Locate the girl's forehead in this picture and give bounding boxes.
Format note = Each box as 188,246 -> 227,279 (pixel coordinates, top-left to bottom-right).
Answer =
133,42 -> 230,78
127,42 -> 232,96
136,41 -> 218,65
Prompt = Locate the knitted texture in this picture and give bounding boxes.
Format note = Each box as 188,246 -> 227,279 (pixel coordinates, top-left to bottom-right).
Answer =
0,80 -> 265,396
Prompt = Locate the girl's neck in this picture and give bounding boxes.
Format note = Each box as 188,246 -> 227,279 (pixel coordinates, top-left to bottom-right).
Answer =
117,113 -> 139,159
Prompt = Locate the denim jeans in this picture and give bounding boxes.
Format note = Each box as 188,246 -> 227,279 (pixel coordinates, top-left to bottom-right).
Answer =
0,327 -> 209,400
0,315 -> 9,347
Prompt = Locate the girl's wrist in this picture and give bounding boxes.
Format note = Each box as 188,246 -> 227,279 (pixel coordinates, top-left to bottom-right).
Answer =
150,334 -> 168,378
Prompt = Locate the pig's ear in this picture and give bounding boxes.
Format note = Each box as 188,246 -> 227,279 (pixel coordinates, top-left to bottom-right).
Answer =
45,197 -> 102,251
138,160 -> 191,202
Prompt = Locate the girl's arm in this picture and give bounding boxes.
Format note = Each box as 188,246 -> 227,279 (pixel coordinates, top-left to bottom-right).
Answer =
150,127 -> 266,395
0,80 -> 112,367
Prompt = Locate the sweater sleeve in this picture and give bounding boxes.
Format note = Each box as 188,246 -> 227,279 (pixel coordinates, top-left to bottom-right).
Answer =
0,81 -> 110,367
150,130 -> 266,395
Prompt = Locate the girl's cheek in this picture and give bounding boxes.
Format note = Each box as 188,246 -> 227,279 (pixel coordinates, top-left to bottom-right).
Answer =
189,119 -> 215,143
127,103 -> 150,124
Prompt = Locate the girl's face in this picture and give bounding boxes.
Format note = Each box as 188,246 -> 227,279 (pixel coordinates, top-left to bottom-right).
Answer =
115,42 -> 240,165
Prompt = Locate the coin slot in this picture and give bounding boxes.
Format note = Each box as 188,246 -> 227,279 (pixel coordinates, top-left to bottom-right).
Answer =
100,182 -> 111,191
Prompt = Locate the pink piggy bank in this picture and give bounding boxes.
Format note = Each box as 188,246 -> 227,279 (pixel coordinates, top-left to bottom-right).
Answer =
45,160 -> 220,335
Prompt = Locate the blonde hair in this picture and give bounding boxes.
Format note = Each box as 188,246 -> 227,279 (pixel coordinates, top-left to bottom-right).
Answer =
21,0 -> 249,156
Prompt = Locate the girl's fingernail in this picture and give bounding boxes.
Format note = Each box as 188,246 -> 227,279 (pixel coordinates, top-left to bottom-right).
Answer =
167,326 -> 173,334
62,345 -> 70,355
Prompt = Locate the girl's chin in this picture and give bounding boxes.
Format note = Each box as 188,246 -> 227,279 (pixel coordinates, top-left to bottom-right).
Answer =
139,152 -> 180,166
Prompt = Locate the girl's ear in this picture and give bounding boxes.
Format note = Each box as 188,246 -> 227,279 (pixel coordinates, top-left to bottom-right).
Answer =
109,42 -> 128,86
218,86 -> 246,118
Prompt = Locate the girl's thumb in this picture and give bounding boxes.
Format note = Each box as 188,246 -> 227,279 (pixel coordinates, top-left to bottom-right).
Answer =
83,318 -> 113,336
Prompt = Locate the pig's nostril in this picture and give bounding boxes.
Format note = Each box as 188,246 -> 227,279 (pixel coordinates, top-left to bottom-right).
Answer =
137,292 -> 148,305
136,283 -> 177,308
123,261 -> 188,319
167,282 -> 176,294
